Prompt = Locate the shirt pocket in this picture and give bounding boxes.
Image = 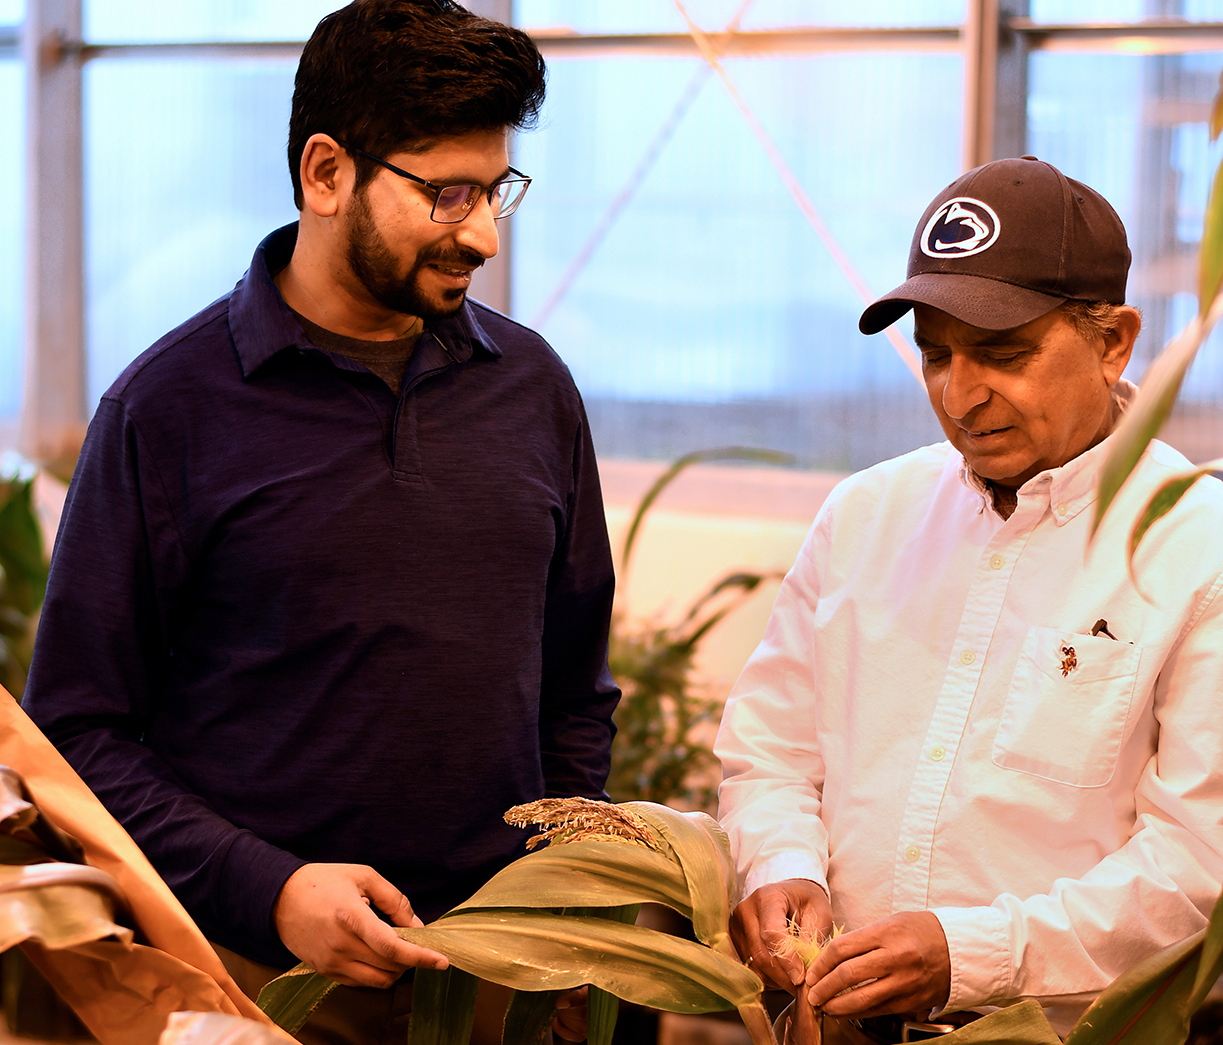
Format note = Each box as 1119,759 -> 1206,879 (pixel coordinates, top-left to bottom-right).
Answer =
992,625 -> 1143,787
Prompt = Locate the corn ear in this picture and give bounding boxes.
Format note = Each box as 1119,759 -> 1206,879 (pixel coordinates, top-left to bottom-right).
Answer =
408,966 -> 480,1045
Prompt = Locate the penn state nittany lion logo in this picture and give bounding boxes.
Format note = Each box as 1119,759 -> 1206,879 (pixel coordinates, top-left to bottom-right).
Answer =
920,197 -> 1001,259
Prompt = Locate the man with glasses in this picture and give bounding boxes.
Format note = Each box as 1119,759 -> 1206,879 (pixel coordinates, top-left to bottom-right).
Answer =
23,2 -> 617,1041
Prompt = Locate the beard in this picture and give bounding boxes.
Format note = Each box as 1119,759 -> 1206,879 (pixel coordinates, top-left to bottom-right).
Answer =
344,188 -> 485,320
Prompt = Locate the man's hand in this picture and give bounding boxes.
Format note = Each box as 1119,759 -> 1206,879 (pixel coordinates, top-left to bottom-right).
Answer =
552,986 -> 588,1041
273,863 -> 449,988
804,911 -> 950,1018
730,879 -> 833,991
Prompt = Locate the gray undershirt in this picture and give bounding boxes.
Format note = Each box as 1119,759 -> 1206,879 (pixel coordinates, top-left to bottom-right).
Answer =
293,309 -> 423,394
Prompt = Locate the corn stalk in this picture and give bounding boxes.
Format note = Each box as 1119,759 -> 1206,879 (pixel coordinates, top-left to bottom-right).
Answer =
259,798 -> 778,1044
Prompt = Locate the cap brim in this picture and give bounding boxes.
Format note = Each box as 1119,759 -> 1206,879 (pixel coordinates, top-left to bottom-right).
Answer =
858,273 -> 1068,334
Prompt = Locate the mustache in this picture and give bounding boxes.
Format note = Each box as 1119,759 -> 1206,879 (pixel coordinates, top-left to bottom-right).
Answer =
418,244 -> 486,270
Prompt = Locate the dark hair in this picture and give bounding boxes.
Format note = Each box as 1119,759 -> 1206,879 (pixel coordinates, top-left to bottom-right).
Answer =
288,0 -> 547,208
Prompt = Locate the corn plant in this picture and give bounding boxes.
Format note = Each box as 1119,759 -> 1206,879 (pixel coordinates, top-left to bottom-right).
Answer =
259,797 -> 778,1045
1094,72 -> 1223,551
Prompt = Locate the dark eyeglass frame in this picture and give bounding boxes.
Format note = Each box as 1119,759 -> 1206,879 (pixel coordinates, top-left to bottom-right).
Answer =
333,139 -> 531,224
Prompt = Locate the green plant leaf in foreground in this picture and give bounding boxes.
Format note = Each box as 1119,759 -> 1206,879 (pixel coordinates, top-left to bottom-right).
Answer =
257,964 -> 337,1035
397,909 -> 762,1014
1093,301 -> 1223,537
928,999 -> 1062,1044
408,966 -> 480,1045
501,988 -> 561,1045
1200,157 -> 1223,319
1128,458 -> 1223,571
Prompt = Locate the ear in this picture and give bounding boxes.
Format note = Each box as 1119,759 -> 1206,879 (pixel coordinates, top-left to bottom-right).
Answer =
1101,305 -> 1141,385
299,134 -> 351,218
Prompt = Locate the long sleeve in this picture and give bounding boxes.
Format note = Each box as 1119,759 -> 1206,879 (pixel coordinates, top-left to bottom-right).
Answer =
715,519 -> 832,900
537,407 -> 620,800
23,399 -> 306,963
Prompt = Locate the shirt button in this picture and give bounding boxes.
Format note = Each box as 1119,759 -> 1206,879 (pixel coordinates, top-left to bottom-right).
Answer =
960,650 -> 976,665
990,554 -> 1005,570
931,746 -> 946,761
1056,503 -> 1068,516
905,845 -> 921,862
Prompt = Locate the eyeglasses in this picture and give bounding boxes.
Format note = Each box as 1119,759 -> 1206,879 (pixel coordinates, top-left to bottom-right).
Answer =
334,139 -> 531,224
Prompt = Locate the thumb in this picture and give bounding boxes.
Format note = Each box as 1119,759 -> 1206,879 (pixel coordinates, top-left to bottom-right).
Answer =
359,868 -> 423,928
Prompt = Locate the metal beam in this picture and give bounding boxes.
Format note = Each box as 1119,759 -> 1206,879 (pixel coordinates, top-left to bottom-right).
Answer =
992,0 -> 1030,160
1012,18 -> 1223,53
21,0 -> 86,467
962,0 -> 999,170
463,0 -> 515,317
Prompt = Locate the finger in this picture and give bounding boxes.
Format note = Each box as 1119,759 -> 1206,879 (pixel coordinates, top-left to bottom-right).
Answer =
734,904 -> 800,990
817,974 -> 918,1019
339,900 -> 449,970
358,868 -> 421,928
316,958 -> 405,990
803,927 -> 882,989
806,948 -> 889,1008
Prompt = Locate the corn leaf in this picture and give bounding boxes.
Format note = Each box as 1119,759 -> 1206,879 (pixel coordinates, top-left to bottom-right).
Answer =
1199,158 -> 1223,317
501,989 -> 561,1045
1093,313 -> 1210,537
1211,69 -> 1223,141
1127,458 -> 1223,571
1065,932 -> 1201,1045
256,964 -> 337,1036
624,803 -> 737,955
408,966 -> 479,1045
933,999 -> 1062,1043
1190,888 -> 1223,1014
587,986 -> 619,1045
586,903 -> 638,1045
454,838 -> 692,920
395,909 -> 762,1014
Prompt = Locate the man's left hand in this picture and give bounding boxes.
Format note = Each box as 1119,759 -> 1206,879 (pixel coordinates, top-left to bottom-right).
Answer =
804,911 -> 950,1019
552,986 -> 588,1041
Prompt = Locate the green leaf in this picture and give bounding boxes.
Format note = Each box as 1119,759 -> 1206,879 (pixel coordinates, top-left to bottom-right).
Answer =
935,999 -> 1062,1043
587,986 -> 619,1045
1199,157 -> 1223,317
620,448 -> 793,576
623,804 -> 737,956
586,904 -> 638,1045
0,480 -> 47,617
396,909 -> 763,1014
454,838 -> 693,921
256,964 -> 338,1035
1128,458 -> 1223,569
1210,69 -> 1223,143
501,989 -> 561,1045
408,966 -> 480,1045
1064,930 -> 1202,1045
1189,887 -> 1223,1012
1093,315 -> 1213,537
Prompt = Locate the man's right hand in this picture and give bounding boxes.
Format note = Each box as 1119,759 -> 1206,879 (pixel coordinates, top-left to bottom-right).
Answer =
729,879 -> 833,991
273,863 -> 449,987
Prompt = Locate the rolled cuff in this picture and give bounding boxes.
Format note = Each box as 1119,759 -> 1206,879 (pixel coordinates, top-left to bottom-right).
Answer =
929,904 -> 1013,1015
741,853 -> 829,904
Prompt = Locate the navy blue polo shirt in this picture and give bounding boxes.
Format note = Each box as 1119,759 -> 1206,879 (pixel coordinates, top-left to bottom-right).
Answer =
24,224 -> 620,967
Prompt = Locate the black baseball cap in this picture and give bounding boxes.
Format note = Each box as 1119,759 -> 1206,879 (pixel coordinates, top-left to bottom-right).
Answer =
859,156 -> 1131,334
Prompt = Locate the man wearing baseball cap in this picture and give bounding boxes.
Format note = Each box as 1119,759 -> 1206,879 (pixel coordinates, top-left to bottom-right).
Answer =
715,156 -> 1223,1040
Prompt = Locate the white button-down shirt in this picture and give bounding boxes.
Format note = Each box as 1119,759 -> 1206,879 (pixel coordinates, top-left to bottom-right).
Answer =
715,433 -> 1223,1034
